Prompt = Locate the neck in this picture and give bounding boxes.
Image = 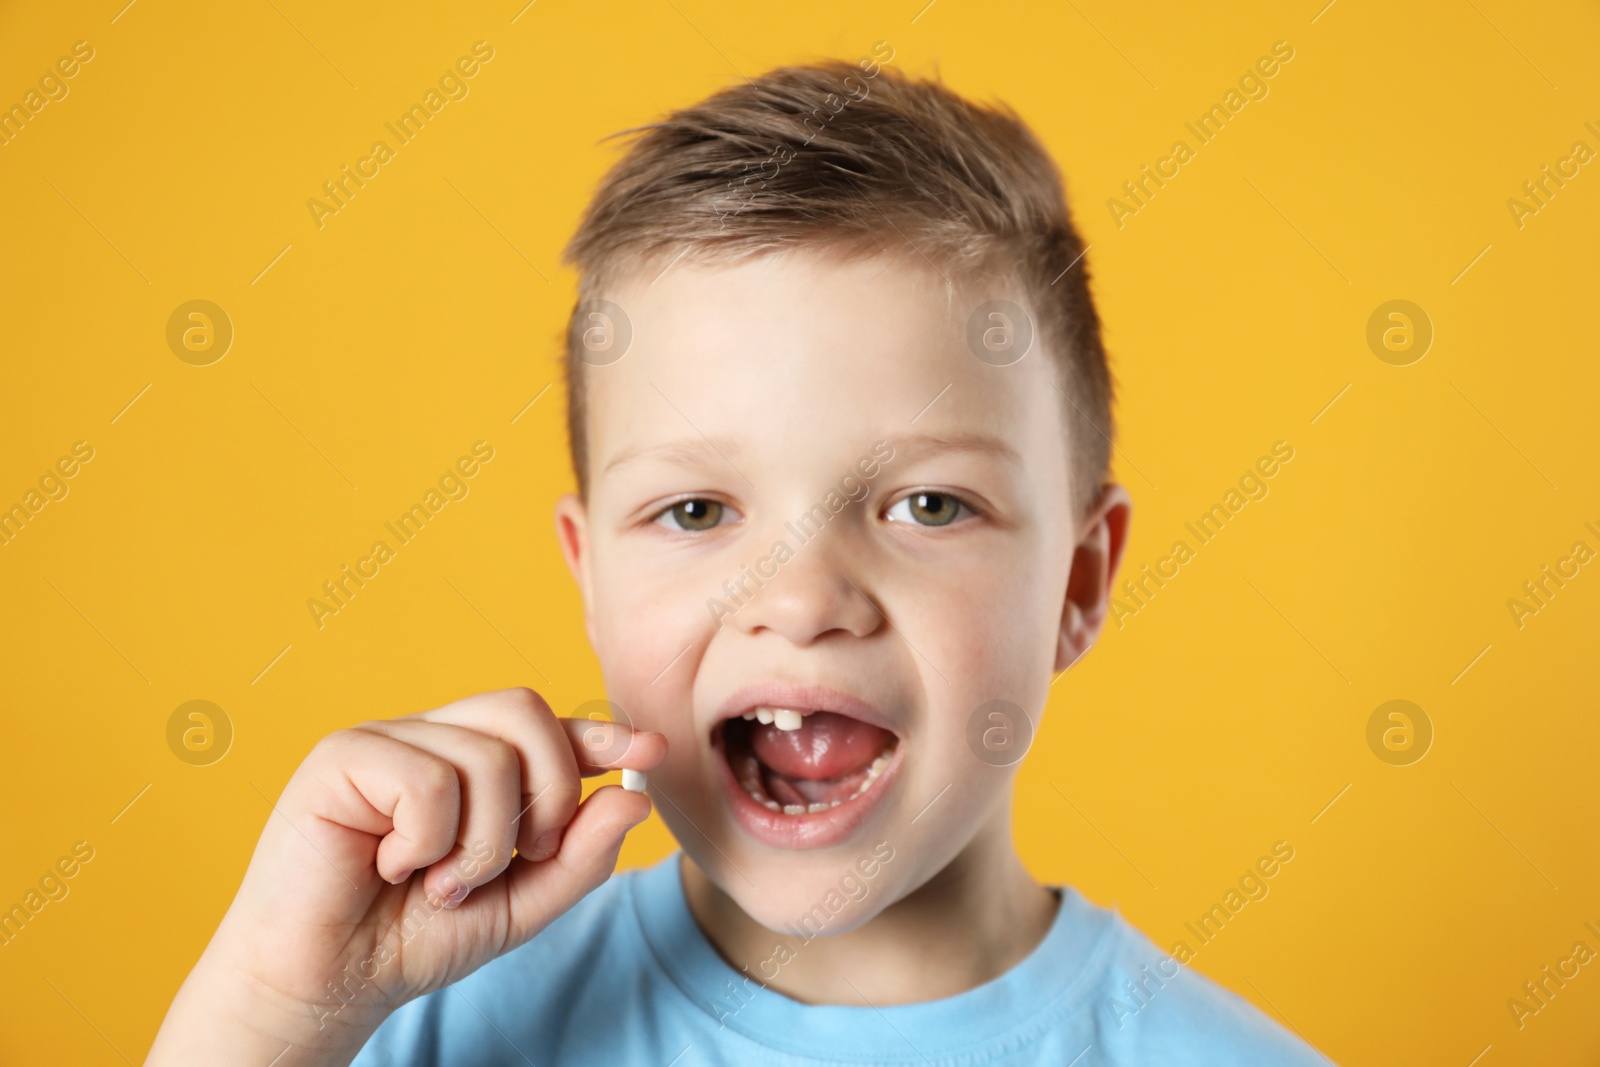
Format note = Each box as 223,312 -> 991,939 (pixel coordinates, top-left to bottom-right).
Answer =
680,799 -> 1058,1006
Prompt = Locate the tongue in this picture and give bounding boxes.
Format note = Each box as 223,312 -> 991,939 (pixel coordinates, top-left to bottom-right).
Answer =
749,711 -> 893,781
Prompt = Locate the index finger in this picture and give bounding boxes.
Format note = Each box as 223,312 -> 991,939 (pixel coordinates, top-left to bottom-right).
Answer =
403,689 -> 664,856
560,718 -> 668,775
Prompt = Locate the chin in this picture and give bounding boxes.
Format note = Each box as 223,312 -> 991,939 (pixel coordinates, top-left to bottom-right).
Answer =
722,857 -> 901,937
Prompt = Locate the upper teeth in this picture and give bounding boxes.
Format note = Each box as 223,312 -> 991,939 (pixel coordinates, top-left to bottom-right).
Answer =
742,707 -> 803,731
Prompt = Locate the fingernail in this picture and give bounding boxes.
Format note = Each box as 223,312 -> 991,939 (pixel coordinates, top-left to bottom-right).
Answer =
443,881 -> 471,909
532,829 -> 561,857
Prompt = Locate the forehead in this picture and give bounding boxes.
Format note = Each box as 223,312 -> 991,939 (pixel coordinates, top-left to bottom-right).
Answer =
584,249 -> 1070,489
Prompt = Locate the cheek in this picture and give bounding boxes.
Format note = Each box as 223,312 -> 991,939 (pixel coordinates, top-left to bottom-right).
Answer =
589,555 -> 710,729
885,540 -> 1060,815
888,539 -> 1064,693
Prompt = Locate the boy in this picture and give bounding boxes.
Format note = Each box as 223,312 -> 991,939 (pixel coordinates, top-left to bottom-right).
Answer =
150,57 -> 1327,1065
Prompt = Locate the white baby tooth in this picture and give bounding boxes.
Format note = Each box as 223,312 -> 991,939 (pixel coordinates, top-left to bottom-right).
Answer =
742,711 -> 758,720
763,799 -> 782,811
807,802 -> 829,813
756,708 -> 775,724
847,755 -> 893,802
782,804 -> 807,815
621,769 -> 648,793
774,708 -> 803,731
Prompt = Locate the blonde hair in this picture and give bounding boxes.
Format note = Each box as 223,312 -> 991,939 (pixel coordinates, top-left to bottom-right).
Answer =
562,57 -> 1113,515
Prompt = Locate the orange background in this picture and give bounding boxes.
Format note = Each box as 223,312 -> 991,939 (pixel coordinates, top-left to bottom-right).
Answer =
2,1 -> 1597,1063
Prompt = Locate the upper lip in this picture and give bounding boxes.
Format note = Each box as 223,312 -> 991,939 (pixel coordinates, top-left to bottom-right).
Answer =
711,682 -> 901,737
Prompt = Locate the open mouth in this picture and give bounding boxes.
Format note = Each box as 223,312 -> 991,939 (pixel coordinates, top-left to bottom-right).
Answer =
712,696 -> 903,849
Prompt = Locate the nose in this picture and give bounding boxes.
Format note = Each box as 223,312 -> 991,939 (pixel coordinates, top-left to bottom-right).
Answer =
727,531 -> 883,646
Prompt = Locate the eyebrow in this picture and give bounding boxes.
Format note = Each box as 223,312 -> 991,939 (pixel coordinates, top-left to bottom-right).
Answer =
601,436 -> 744,477
602,430 -> 1018,478
880,431 -> 1021,467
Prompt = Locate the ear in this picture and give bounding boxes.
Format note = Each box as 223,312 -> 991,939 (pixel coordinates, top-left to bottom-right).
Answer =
1055,482 -> 1132,672
553,493 -> 598,650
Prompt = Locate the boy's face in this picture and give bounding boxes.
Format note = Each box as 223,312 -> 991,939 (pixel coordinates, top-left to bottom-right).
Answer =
557,250 -> 1126,931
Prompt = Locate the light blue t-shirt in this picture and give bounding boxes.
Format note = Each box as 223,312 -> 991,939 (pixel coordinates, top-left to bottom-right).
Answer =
352,853 -> 1329,1065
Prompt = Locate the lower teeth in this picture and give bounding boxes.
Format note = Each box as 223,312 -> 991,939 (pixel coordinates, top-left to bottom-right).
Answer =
737,749 -> 893,814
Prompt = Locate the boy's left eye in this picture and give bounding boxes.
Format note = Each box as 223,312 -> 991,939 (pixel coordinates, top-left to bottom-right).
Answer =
885,491 -> 973,527
654,498 -> 736,532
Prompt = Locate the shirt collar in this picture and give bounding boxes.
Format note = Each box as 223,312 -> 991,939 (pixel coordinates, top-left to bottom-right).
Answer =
627,852 -> 1119,1062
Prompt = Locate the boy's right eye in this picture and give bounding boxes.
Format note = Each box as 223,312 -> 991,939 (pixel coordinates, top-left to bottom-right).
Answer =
653,498 -> 734,532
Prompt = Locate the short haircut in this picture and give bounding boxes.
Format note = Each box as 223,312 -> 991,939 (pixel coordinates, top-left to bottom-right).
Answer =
561,57 -> 1113,516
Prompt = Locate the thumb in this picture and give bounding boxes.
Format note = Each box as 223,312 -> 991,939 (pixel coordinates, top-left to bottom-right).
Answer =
500,784 -> 651,949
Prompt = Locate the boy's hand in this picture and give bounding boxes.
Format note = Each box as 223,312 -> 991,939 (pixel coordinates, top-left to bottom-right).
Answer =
148,688 -> 666,1065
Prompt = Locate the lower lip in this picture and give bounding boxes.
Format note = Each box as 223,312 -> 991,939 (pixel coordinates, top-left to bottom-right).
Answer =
712,725 -> 904,850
